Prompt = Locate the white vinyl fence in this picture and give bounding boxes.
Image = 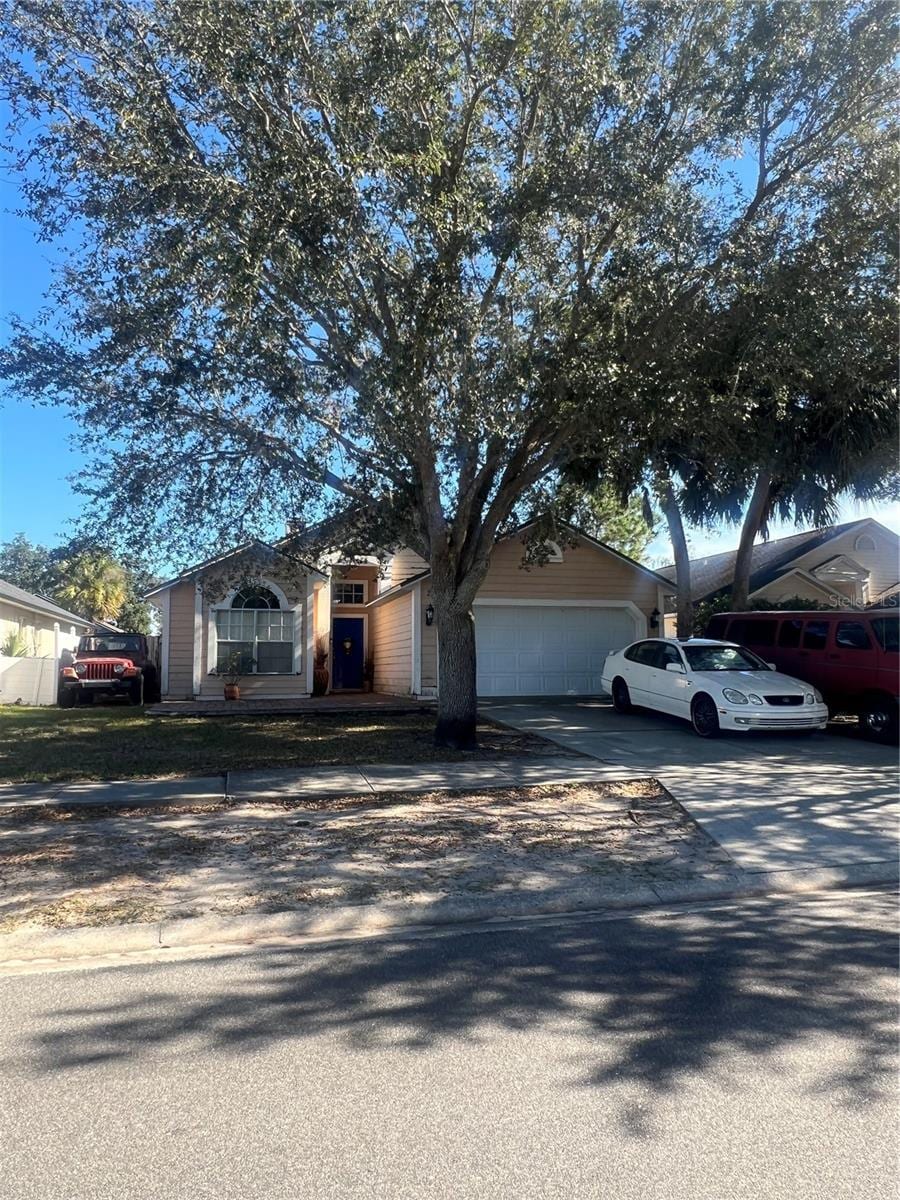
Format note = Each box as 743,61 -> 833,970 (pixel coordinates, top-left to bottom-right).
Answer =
0,655 -> 59,706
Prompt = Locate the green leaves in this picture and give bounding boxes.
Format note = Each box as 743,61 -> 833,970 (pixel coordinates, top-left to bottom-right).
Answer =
0,0 -> 895,576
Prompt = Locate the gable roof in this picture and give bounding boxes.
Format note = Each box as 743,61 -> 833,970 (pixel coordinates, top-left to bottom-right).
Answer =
0,578 -> 94,629
145,540 -> 326,598
367,520 -> 673,607
510,520 -> 675,586
658,519 -> 898,602
748,566 -> 847,602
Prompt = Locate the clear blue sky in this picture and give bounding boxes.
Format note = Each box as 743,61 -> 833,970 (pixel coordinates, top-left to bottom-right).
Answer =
0,145 -> 897,566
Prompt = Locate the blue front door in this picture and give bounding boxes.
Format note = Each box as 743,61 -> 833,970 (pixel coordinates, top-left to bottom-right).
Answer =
332,618 -> 365,689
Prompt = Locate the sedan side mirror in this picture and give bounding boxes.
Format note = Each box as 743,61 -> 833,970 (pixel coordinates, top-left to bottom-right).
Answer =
766,662 -> 777,670
665,662 -> 686,674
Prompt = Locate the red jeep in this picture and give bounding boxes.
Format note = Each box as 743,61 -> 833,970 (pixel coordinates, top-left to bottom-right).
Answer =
59,634 -> 161,707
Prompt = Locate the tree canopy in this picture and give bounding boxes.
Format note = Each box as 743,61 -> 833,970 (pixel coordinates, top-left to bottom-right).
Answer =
0,534 -> 155,631
1,0 -> 896,740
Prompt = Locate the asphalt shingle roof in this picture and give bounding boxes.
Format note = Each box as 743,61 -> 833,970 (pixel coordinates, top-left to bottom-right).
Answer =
0,578 -> 94,628
657,520 -> 876,602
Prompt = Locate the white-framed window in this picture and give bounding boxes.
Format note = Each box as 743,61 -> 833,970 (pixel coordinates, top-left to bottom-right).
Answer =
334,581 -> 366,605
215,585 -> 294,674
544,541 -> 564,563
854,534 -> 876,552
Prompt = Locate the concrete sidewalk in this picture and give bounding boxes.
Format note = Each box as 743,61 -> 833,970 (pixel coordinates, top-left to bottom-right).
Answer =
0,755 -> 642,810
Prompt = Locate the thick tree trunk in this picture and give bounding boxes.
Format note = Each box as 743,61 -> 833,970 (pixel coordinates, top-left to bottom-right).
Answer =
661,485 -> 694,638
731,469 -> 773,610
434,602 -> 479,750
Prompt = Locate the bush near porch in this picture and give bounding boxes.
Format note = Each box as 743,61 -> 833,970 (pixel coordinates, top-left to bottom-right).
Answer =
0,706 -> 552,785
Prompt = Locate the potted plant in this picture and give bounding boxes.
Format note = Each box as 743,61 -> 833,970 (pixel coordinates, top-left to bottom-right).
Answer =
312,635 -> 330,696
362,654 -> 375,693
220,649 -> 250,700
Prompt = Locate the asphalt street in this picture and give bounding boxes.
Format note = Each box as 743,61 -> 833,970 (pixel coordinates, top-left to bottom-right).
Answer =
1,889 -> 896,1200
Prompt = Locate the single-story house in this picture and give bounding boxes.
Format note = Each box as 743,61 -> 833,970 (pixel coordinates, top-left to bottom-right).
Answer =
659,518 -> 899,630
147,524 -> 673,701
0,578 -> 94,658
0,579 -> 95,705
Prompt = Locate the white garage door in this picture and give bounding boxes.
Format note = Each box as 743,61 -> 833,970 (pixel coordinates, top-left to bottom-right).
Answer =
475,604 -> 638,697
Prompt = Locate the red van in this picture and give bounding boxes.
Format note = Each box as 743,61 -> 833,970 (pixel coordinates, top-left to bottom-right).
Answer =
704,609 -> 899,741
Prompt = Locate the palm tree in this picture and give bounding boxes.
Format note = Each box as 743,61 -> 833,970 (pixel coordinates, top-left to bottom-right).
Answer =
56,552 -> 128,622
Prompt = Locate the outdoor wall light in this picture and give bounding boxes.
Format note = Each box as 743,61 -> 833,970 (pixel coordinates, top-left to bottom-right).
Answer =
649,608 -> 661,630
425,603 -> 435,626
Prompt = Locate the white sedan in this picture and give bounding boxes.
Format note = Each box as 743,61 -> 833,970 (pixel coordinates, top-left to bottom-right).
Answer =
601,637 -> 829,737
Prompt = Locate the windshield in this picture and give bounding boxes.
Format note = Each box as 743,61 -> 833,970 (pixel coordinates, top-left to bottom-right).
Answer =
79,636 -> 143,654
683,644 -> 769,672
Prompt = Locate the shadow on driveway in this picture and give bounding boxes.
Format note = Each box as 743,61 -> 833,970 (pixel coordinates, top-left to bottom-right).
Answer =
481,699 -> 899,871
8,893 -> 897,1131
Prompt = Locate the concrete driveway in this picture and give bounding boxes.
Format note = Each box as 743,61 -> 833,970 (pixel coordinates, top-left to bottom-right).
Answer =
482,699 -> 899,877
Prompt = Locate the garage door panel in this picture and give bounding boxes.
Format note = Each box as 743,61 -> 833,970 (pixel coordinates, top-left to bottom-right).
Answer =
475,605 -> 636,697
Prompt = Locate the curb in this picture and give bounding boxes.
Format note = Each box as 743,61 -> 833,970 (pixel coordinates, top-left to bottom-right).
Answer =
1,859 -> 895,967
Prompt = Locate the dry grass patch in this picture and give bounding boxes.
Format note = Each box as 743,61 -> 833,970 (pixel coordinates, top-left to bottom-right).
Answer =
0,780 -> 735,933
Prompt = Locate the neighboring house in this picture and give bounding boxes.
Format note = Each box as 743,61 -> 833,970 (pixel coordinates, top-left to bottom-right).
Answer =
147,524 -> 672,701
0,578 -> 94,658
658,518 -> 900,630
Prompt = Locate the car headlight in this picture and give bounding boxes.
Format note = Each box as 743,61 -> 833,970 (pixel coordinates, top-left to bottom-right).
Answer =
113,664 -> 126,675
805,692 -> 816,705
722,688 -> 748,705
747,693 -> 763,705
74,662 -> 87,676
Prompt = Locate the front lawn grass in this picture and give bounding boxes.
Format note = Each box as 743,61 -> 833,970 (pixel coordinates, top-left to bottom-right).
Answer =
0,705 -> 526,784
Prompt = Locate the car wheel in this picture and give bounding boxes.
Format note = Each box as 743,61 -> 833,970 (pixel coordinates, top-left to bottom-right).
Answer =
128,679 -> 144,706
58,688 -> 76,709
691,694 -> 720,738
858,697 -> 899,743
612,678 -> 632,714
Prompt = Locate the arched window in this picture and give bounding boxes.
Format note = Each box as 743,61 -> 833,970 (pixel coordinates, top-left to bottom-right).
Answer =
216,583 -> 294,674
544,541 -> 564,563
231,585 -> 280,609
854,534 -> 876,553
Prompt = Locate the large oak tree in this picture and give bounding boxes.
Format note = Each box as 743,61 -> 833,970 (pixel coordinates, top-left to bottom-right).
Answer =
1,0 -> 895,743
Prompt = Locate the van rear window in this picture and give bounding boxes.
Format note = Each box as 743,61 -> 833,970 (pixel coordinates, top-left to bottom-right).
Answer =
835,621 -> 872,650
871,616 -> 899,652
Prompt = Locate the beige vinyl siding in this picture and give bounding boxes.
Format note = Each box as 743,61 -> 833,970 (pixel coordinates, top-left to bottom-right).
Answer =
332,564 -> 378,612
477,534 -> 660,620
165,572 -> 311,699
166,581 -> 196,699
753,574 -> 841,604
199,573 -> 308,698
370,590 -> 412,695
1,601 -> 53,657
405,535 -> 660,695
388,548 -> 428,587
199,674 -> 309,699
792,526 -> 900,598
0,600 -> 88,658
